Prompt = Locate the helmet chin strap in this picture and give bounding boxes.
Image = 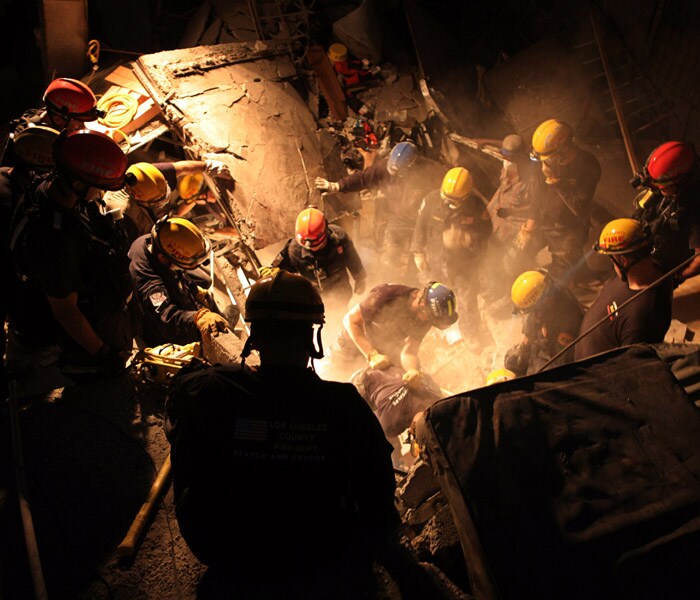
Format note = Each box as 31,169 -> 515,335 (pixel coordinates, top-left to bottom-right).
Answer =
240,324 -> 325,368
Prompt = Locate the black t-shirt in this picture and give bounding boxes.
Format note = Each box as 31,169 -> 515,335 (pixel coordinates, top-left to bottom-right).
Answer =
165,363 -> 397,574
574,275 -> 673,360
359,284 -> 431,363
14,182 -> 129,309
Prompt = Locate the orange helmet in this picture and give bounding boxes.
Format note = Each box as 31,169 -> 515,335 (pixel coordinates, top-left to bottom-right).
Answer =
43,78 -> 100,122
295,207 -> 328,251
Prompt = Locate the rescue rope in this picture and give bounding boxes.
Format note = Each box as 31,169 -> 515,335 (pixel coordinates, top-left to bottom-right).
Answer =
537,252 -> 700,372
97,91 -> 139,130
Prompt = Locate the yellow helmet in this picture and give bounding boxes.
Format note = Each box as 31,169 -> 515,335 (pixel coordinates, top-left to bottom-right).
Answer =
125,162 -> 168,205
485,368 -> 516,386
530,119 -> 573,160
511,270 -> 547,312
178,173 -> 205,202
440,167 -> 473,204
151,217 -> 211,269
594,218 -> 650,255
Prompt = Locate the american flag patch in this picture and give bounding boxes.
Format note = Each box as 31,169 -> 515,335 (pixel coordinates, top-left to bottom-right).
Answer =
234,418 -> 269,442
149,291 -> 167,308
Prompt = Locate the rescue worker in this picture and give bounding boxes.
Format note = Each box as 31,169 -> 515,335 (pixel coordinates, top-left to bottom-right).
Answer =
9,130 -> 133,375
505,269 -> 583,375
483,134 -> 543,302
526,118 -> 602,284
1,126 -> 59,397
632,141 -> 700,280
333,281 -> 458,385
128,217 -> 232,347
164,271 -> 397,587
574,219 -> 673,360
260,207 -> 367,309
315,141 -> 442,280
103,158 -> 229,246
411,166 -> 491,348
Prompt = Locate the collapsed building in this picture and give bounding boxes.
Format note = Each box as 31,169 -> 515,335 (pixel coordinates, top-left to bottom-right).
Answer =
3,1 -> 700,598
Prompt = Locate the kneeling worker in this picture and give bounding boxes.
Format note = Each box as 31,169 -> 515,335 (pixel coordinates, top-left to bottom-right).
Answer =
164,271 -> 397,584
505,269 -> 583,375
334,281 -> 458,388
129,217 -> 231,346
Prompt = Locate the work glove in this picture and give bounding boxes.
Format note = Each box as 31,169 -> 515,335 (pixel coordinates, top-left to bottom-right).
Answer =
367,348 -> 391,370
315,177 -> 340,193
353,278 -> 367,296
204,158 -> 230,177
504,343 -> 529,376
194,308 -> 229,339
259,265 -> 280,279
413,252 -> 427,272
402,368 -> 423,390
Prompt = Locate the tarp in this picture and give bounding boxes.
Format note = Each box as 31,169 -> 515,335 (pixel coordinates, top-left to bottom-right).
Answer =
423,344 -> 700,600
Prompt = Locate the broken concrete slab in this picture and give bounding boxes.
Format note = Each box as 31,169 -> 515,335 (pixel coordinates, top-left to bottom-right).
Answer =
397,459 -> 441,509
134,41 -> 348,248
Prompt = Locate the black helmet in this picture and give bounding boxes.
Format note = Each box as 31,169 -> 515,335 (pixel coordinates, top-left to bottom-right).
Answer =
422,282 -> 458,329
245,271 -> 324,323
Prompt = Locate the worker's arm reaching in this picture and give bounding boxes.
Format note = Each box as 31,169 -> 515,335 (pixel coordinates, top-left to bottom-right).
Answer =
343,304 -> 391,369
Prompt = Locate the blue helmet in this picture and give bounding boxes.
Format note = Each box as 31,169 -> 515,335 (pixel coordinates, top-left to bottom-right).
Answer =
387,141 -> 418,177
422,282 -> 458,329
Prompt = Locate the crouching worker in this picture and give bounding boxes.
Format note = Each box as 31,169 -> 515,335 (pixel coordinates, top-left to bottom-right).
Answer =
164,271 -> 398,589
505,269 -> 583,375
129,217 -> 233,346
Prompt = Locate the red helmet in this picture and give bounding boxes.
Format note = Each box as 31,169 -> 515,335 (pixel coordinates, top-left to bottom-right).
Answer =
53,130 -> 127,190
295,207 -> 328,251
43,78 -> 98,121
645,141 -> 696,188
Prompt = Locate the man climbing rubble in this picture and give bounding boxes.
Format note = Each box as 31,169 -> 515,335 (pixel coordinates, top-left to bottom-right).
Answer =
574,218 -> 673,360
315,140 -> 442,280
632,141 -> 700,281
103,157 -> 230,246
411,166 -> 491,350
9,130 -> 133,377
332,281 -> 458,387
259,206 -> 367,310
128,217 -> 235,347
525,118 -> 602,285
505,269 -> 583,375
164,270 -> 397,590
